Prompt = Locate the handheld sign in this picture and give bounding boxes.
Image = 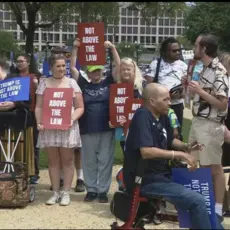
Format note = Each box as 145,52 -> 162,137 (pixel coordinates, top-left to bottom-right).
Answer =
124,98 -> 143,135
78,22 -> 106,65
184,59 -> 196,109
110,83 -> 134,127
42,88 -> 73,130
0,77 -> 30,102
172,168 -> 216,229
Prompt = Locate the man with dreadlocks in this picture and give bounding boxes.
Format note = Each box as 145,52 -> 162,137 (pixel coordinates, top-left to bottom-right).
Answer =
146,37 -> 187,139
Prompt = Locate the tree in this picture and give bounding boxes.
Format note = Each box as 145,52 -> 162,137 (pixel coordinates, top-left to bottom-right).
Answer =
128,2 -> 187,25
176,36 -> 193,50
0,30 -> 21,59
184,2 -> 230,51
4,2 -> 120,56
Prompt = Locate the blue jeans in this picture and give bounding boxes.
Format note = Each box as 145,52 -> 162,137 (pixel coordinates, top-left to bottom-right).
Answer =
141,174 -> 212,229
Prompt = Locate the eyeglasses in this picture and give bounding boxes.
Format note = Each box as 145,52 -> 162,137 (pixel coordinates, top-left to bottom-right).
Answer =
171,49 -> 181,53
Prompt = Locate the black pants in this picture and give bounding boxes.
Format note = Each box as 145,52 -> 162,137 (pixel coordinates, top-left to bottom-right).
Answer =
170,103 -> 184,140
32,112 -> 39,177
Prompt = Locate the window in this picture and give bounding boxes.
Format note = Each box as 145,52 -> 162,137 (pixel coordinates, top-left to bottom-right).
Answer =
151,36 -> 156,44
152,27 -> 156,34
68,24 -> 74,32
121,27 -> 126,34
108,27 -> 113,33
170,28 -> 175,35
121,17 -> 126,25
121,8 -> 126,16
62,34 -> 67,42
133,27 -> 138,34
108,35 -> 113,42
133,36 -> 138,43
140,27 -> 145,34
127,18 -> 132,25
177,19 -> 183,27
170,19 -> 175,26
133,9 -> 138,17
11,23 -> 17,30
151,18 -> 156,26
127,8 -> 132,16
133,18 -> 138,25
164,27 -> 169,35
164,19 -> 169,26
127,27 -> 132,34
140,18 -> 145,26
13,31 -> 17,40
48,34 -> 53,41
146,36 -> 150,44
159,19 -> 163,26
146,27 -> 150,34
159,27 -> 163,35
54,34 -> 60,42
4,11 -> 10,20
34,33 -> 39,41
0,11 -> 3,20
20,32 -> 25,41
121,36 -> 126,42
158,36 -> 164,43
115,35 -> 119,43
177,28 -> 182,35
62,24 -> 67,32
4,22 -> 10,29
127,36 -> 132,42
0,21 -> 3,30
115,27 -> 119,34
42,33 -> 47,42
140,36 -> 145,44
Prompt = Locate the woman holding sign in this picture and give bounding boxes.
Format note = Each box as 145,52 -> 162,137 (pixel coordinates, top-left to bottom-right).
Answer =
70,39 -> 119,203
35,55 -> 84,206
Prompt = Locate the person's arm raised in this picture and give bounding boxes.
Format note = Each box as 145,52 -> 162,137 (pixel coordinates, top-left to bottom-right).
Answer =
104,41 -> 120,81
70,38 -> 80,82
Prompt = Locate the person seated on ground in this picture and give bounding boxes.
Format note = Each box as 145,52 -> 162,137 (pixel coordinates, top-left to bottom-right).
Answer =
123,83 -> 224,229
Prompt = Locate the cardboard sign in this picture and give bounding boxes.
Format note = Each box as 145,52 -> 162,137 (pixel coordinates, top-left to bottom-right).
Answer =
0,77 -> 30,102
184,59 -> 196,109
42,88 -> 73,130
124,98 -> 143,135
78,22 -> 106,65
110,83 -> 134,127
172,168 -> 216,229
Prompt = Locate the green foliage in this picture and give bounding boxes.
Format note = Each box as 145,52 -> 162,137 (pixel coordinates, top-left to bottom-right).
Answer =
176,36 -> 193,50
0,30 -> 21,59
184,2 -> 230,51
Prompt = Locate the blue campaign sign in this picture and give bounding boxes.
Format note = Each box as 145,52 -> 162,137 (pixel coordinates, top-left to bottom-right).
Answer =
172,168 -> 216,229
0,77 -> 30,102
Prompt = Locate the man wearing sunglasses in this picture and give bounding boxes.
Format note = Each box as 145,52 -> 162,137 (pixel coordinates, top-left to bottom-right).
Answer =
145,37 -> 187,140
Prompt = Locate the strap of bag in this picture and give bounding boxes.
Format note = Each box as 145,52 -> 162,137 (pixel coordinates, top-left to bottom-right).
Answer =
153,57 -> 162,83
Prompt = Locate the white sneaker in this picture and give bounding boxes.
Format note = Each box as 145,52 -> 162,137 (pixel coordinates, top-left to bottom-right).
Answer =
59,191 -> 70,206
46,191 -> 60,205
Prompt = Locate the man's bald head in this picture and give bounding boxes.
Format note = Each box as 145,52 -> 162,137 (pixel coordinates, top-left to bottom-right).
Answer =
142,83 -> 171,116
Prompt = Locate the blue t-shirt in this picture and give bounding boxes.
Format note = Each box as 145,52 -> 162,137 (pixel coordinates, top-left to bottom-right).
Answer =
78,72 -> 114,135
123,107 -> 173,192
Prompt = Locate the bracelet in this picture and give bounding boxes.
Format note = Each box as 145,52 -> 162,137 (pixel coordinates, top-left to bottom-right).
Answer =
171,150 -> 175,160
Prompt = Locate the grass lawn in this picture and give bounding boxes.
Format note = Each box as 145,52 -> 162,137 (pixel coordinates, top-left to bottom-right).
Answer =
39,118 -> 192,169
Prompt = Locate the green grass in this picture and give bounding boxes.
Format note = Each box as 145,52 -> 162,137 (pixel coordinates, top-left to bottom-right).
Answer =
39,118 -> 192,169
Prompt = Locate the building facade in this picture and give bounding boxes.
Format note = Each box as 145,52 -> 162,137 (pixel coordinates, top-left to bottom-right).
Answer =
0,2 -> 186,52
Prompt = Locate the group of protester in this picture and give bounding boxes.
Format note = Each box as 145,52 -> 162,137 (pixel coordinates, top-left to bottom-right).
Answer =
1,33 -> 230,228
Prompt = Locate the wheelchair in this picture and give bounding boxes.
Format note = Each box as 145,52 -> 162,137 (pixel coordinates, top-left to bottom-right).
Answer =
110,160 -> 179,229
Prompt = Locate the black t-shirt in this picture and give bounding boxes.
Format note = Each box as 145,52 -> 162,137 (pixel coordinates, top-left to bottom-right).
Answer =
78,72 -> 114,135
123,107 -> 174,193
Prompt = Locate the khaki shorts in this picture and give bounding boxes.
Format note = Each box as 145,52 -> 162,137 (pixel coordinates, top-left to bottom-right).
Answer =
188,117 -> 225,165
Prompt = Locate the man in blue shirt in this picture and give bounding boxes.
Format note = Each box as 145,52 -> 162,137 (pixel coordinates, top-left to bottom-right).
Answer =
123,83 -> 216,229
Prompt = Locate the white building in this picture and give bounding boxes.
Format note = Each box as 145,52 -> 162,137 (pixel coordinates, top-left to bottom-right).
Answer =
0,2 -> 186,52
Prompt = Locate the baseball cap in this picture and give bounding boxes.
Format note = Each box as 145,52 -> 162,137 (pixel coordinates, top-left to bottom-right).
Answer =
86,65 -> 104,72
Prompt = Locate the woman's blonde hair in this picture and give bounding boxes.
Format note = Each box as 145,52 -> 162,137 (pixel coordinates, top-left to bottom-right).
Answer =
118,57 -> 145,95
219,52 -> 230,75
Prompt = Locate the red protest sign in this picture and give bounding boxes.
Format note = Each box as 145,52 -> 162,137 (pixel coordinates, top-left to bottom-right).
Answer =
123,99 -> 143,135
109,83 -> 134,127
42,88 -> 73,130
78,22 -> 106,65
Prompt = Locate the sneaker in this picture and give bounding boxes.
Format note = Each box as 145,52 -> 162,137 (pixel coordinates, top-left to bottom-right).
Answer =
74,179 -> 85,192
30,176 -> 38,185
50,178 -> 64,191
98,193 -> 108,203
84,192 -> 98,202
59,191 -> 70,206
46,191 -> 60,205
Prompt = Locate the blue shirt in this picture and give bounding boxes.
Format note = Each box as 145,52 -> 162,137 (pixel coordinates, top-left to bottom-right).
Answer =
78,72 -> 114,135
123,107 -> 173,192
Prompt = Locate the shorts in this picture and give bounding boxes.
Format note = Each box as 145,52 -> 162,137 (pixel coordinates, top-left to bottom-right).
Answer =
188,117 -> 225,165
